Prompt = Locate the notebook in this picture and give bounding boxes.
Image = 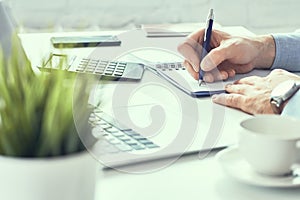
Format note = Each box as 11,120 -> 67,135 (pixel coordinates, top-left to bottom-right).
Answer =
146,62 -> 271,97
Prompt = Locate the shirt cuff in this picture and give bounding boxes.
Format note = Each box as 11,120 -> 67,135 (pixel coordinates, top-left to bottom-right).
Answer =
271,33 -> 300,72
281,90 -> 300,119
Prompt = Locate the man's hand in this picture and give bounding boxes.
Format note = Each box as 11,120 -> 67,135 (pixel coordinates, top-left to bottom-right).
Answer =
177,29 -> 275,82
212,69 -> 300,115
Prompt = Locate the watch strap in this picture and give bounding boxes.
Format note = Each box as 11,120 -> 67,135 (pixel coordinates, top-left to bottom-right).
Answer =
270,81 -> 300,114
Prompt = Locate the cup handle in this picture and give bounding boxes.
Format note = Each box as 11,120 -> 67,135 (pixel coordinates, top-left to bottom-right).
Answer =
291,141 -> 300,175
296,140 -> 300,161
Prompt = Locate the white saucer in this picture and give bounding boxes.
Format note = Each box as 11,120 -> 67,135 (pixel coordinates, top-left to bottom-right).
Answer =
216,147 -> 300,188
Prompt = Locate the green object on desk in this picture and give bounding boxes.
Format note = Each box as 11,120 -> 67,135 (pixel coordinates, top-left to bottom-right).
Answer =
0,35 -> 96,157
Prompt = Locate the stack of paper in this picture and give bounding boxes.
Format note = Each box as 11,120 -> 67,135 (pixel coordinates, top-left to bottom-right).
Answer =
141,22 -> 222,37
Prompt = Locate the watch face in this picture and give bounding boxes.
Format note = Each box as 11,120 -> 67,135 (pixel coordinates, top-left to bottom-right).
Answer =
271,80 -> 296,98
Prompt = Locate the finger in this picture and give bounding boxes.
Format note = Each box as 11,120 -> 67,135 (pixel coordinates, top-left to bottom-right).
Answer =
214,60 -> 254,75
234,75 -> 262,85
227,68 -> 236,78
187,28 -> 205,43
183,60 -> 199,80
189,29 -> 229,46
200,45 -> 230,71
211,61 -> 237,79
203,70 -> 229,82
225,83 -> 251,95
211,30 -> 229,47
233,63 -> 254,74
212,93 -> 246,110
205,62 -> 236,81
177,39 -> 201,72
203,72 -> 214,82
178,37 -> 202,53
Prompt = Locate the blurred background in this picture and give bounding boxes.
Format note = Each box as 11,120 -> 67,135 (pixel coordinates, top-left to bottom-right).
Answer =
7,0 -> 300,34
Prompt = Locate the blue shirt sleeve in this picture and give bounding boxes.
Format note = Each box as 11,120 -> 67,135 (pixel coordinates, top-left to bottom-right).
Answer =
272,33 -> 300,118
281,90 -> 300,119
271,33 -> 300,72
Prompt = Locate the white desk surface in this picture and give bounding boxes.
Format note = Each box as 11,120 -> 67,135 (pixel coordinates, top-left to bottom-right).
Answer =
95,153 -> 300,200
19,27 -> 300,200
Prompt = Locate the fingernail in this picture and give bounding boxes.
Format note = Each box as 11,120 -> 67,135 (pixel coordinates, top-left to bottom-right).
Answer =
203,74 -> 213,83
192,63 -> 199,72
203,76 -> 210,82
225,84 -> 232,89
201,57 -> 213,71
212,94 -> 218,100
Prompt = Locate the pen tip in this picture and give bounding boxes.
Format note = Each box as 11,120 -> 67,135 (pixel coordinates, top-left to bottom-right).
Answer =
198,80 -> 203,86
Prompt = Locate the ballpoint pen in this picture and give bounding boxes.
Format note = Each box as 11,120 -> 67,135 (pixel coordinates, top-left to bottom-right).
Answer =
199,8 -> 214,86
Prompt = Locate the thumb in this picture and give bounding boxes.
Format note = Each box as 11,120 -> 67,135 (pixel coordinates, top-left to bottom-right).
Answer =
200,46 -> 229,71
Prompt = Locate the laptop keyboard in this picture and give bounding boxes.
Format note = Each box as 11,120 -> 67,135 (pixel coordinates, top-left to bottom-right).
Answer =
89,110 -> 159,154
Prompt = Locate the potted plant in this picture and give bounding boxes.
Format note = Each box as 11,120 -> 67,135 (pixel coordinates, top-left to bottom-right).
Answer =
0,37 -> 98,200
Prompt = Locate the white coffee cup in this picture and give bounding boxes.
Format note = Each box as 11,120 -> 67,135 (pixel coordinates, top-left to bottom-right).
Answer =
239,115 -> 300,176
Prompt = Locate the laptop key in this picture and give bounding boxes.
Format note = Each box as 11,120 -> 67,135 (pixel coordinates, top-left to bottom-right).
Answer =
76,68 -> 84,72
104,145 -> 120,153
94,140 -> 112,150
124,130 -> 140,137
145,143 -> 159,149
131,144 -> 145,150
115,144 -> 133,152
124,139 -> 138,146
103,134 -> 116,141
132,135 -> 146,140
108,138 -> 122,145
91,127 -> 106,138
94,70 -> 105,74
111,131 -> 126,137
138,139 -> 153,145
85,69 -> 95,73
104,72 -> 113,75
93,120 -> 107,126
105,127 -> 119,133
100,123 -> 111,129
117,135 -> 132,141
96,113 -> 131,131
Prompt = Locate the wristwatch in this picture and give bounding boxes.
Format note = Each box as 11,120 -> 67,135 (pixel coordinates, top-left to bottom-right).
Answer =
270,80 -> 300,114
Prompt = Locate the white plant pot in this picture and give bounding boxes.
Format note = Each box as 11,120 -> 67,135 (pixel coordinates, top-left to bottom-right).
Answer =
0,151 -> 98,200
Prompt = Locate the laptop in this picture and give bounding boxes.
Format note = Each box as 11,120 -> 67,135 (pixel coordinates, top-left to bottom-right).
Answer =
86,102 -> 240,172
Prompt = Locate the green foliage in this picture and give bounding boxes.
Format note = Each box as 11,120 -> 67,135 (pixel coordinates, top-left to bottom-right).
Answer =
0,36 -> 93,157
